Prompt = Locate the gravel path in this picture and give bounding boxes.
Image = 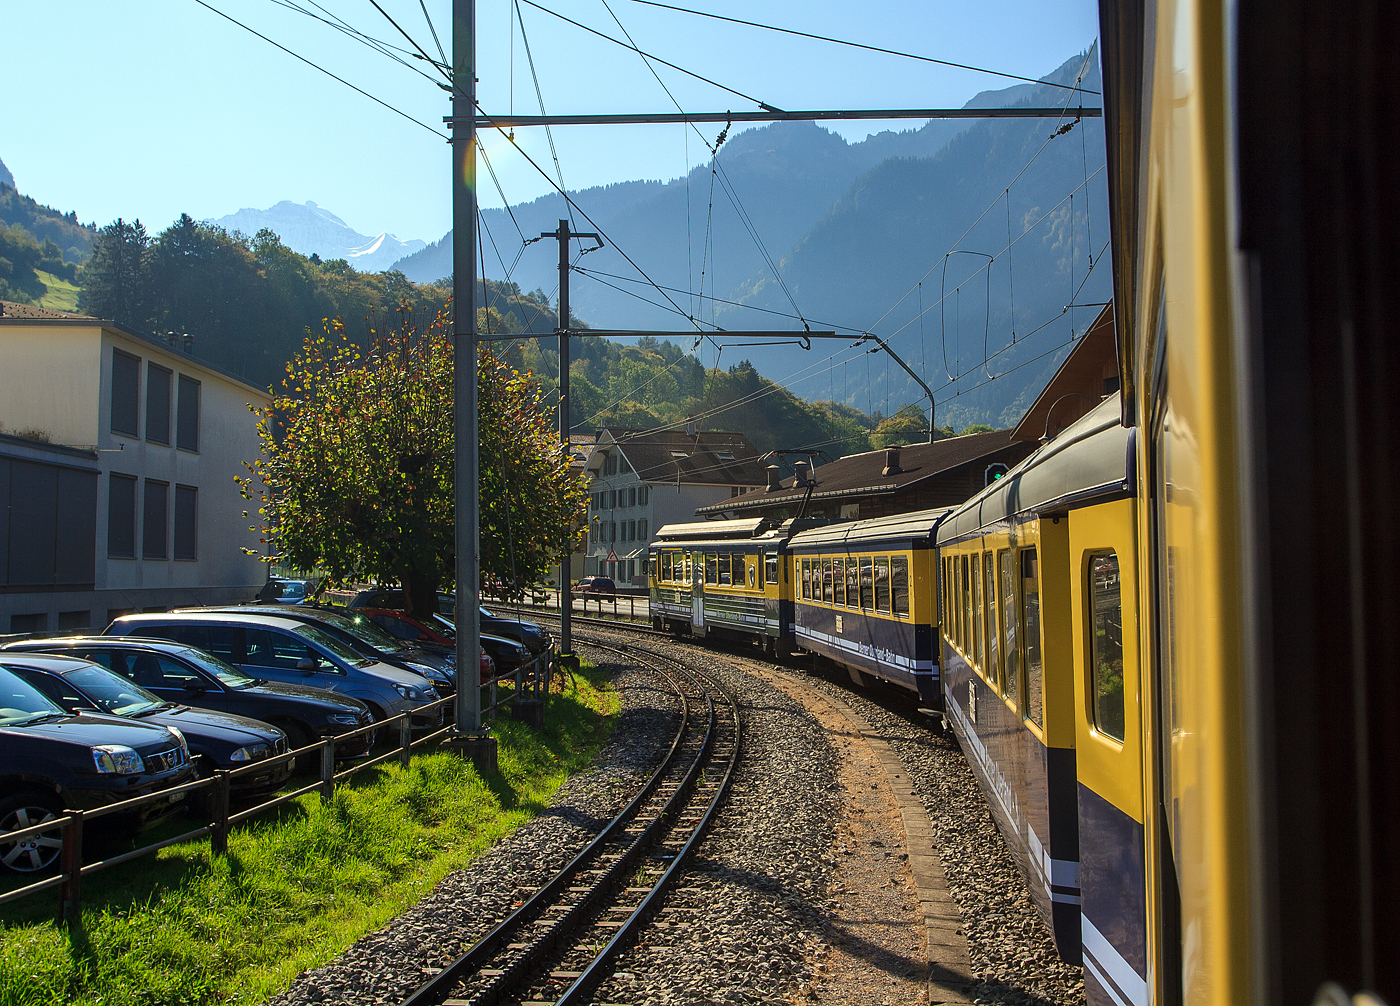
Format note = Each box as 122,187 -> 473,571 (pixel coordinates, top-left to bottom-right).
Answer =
267,656 -> 678,1006
590,640 -> 841,1005
783,658 -> 1085,1006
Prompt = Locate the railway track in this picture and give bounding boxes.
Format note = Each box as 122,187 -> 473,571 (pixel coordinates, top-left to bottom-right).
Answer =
399,634 -> 741,1006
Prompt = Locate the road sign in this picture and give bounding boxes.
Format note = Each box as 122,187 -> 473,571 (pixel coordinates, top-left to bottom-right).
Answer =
606,549 -> 619,562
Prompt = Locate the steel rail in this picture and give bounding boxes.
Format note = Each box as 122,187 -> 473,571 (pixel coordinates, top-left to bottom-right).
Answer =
399,651 -> 694,1006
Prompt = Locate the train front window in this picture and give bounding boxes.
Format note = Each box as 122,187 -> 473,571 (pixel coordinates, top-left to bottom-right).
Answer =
859,557 -> 874,609
765,553 -> 778,585
972,553 -> 984,671
1090,551 -> 1126,741
1000,551 -> 1020,706
718,553 -> 731,585
660,553 -> 671,581
1022,548 -> 1044,727
985,553 -> 1000,690
833,558 -> 846,606
891,556 -> 909,616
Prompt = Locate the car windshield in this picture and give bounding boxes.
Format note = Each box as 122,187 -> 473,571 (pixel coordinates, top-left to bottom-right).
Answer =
294,624 -> 373,666
278,581 -> 307,599
306,610 -> 412,654
65,666 -> 165,716
0,667 -> 68,726
430,613 -> 456,637
176,648 -> 256,689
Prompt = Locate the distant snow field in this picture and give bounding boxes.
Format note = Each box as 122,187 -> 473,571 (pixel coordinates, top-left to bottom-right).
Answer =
209,200 -> 426,273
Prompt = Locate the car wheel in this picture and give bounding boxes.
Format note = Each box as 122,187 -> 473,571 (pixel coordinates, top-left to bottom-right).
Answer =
0,792 -> 65,874
276,720 -> 314,753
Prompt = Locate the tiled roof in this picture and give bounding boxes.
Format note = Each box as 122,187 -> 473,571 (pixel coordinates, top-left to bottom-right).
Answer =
0,300 -> 97,320
598,428 -> 766,487
695,429 -> 1021,514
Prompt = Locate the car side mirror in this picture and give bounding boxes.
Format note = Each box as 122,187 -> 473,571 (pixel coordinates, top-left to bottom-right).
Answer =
183,681 -> 208,694
295,657 -> 318,673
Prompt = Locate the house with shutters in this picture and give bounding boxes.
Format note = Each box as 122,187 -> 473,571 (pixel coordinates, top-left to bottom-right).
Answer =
0,301 -> 269,632
581,426 -> 766,586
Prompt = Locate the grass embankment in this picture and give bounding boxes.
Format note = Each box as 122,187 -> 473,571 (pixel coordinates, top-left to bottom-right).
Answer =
35,270 -> 80,312
0,664 -> 618,1006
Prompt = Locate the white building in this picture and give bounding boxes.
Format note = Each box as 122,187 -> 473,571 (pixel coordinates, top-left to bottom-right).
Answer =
0,301 -> 271,631
582,427 -> 765,586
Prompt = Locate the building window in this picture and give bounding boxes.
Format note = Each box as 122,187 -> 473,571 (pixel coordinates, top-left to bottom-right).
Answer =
638,519 -> 647,540
174,485 -> 198,560
146,363 -> 172,445
108,473 -> 137,558
177,374 -> 201,452
58,610 -> 91,631
638,486 -> 649,506
10,613 -> 47,634
111,349 -> 141,437
143,479 -> 169,559
628,487 -> 637,507
608,490 -> 617,509
604,454 -> 617,476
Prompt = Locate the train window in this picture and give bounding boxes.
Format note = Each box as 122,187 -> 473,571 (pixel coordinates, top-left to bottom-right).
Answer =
846,560 -> 859,608
972,554 -> 984,671
891,556 -> 909,616
823,559 -> 834,603
801,559 -> 811,600
961,555 -> 971,652
765,553 -> 778,585
660,553 -> 671,581
748,561 -> 757,588
1022,548 -> 1044,727
859,557 -> 874,609
833,558 -> 846,606
874,557 -> 890,613
718,553 -> 731,585
985,553 -> 1000,691
706,554 -> 718,585
1000,552 -> 1020,706
1090,552 -> 1126,741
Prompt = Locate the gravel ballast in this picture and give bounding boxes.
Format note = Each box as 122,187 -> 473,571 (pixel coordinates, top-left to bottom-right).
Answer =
267,656 -> 678,1006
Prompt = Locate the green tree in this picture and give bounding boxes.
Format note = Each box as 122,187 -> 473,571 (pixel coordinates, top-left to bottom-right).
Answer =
870,402 -> 932,449
961,424 -> 994,435
240,302 -> 586,616
78,218 -> 154,324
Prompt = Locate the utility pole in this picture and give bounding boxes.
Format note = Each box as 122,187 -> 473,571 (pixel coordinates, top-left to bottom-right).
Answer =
450,0 -> 494,770
542,219 -> 599,659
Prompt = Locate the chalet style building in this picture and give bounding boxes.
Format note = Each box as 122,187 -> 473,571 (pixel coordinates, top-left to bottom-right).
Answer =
694,430 -> 1035,523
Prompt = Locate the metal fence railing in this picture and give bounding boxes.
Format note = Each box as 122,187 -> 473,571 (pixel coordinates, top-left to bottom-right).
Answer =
0,648 -> 559,926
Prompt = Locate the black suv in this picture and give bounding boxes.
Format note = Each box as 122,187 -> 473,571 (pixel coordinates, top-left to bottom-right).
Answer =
0,653 -> 293,799
4,638 -> 375,756
0,665 -> 195,873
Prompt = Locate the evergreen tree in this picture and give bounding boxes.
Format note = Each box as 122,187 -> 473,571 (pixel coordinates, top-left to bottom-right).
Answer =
78,218 -> 153,326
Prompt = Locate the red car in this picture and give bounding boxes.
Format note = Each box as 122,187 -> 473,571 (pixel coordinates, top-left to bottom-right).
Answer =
574,576 -> 616,596
361,608 -> 492,683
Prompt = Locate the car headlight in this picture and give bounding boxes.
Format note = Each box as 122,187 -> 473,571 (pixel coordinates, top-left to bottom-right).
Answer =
515,645 -> 530,659
166,725 -> 188,752
393,684 -> 426,701
407,662 -> 447,683
327,712 -> 361,725
229,743 -> 271,763
92,745 -> 145,775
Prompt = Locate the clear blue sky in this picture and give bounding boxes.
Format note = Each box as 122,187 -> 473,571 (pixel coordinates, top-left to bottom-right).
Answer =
2,1 -> 1099,243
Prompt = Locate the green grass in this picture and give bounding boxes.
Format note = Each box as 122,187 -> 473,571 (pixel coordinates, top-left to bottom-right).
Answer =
0,664 -> 618,1005
34,271 -> 80,313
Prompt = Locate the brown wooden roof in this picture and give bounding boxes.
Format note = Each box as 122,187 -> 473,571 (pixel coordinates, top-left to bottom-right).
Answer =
0,300 -> 96,320
695,429 -> 1021,515
1009,303 -> 1119,442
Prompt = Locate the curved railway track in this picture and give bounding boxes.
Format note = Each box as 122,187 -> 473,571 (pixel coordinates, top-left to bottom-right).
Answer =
400,634 -> 741,1006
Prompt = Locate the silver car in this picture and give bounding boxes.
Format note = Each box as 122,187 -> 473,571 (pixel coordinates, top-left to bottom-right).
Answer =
104,612 -> 439,726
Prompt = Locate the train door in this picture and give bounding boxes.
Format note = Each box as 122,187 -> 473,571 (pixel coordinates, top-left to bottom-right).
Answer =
1069,497 -> 1148,1006
691,548 -> 705,629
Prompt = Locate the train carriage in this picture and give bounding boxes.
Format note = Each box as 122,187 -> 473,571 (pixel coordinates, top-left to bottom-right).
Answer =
649,518 -> 812,655
937,394 -> 1135,977
786,509 -> 951,705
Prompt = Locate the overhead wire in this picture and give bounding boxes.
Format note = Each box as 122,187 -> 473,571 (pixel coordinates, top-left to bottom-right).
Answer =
192,0 -> 449,138
626,0 -> 1099,95
512,0 -> 576,230
265,0 -> 446,85
367,0 -> 453,79
417,0 -> 448,66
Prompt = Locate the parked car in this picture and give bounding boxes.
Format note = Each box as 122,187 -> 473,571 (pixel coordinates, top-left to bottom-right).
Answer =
182,606 -> 455,694
256,578 -> 319,605
2,637 -> 376,757
358,609 -> 496,682
103,613 -> 440,728
347,588 -> 457,618
574,576 -> 616,596
417,608 -> 553,658
0,665 -> 195,873
0,653 -> 292,799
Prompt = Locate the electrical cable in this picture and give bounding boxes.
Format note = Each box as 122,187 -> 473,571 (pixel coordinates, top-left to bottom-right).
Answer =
367,0 -> 452,80
626,0 -> 1099,95
192,0 -> 449,138
265,0 -> 445,85
417,0 -> 448,66
513,0 -> 576,230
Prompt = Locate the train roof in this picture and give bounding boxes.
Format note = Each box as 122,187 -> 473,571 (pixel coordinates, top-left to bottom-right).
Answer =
787,506 -> 955,551
653,517 -> 773,541
937,392 -> 1133,544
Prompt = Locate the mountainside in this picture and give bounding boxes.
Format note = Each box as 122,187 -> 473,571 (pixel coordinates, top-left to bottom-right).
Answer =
0,181 -> 96,264
210,201 -> 426,273
0,157 -> 13,190
722,49 -> 1110,431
